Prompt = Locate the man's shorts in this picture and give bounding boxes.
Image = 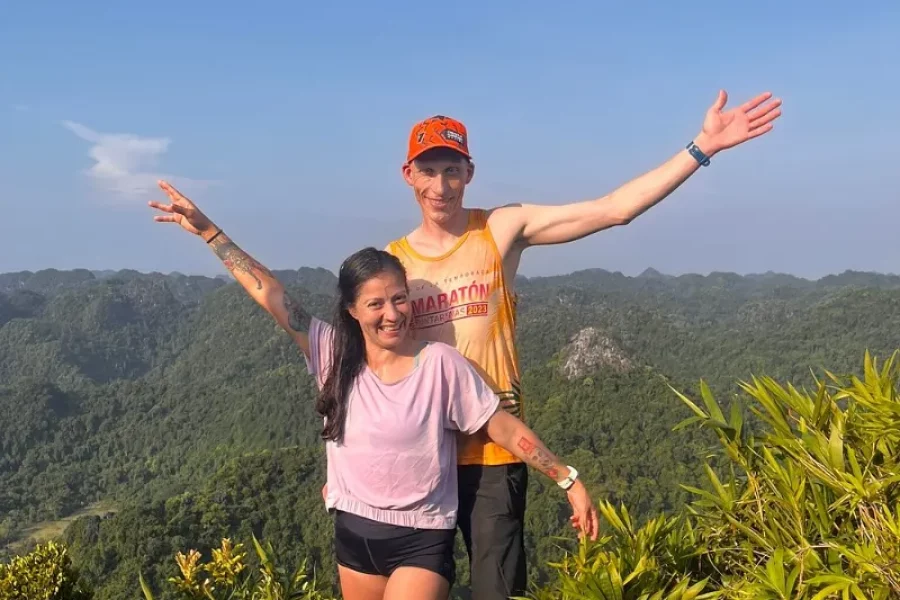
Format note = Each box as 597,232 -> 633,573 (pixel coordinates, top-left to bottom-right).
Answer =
457,463 -> 529,600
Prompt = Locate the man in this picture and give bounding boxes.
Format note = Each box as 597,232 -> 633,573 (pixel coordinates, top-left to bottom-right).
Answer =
385,89 -> 782,599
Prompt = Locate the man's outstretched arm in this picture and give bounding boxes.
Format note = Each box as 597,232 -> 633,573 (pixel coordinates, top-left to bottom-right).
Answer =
491,90 -> 782,249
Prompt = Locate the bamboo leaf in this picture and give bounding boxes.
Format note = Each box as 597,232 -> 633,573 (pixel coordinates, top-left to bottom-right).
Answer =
699,380 -> 726,423
829,420 -> 845,473
139,572 -> 155,600
729,400 -> 744,439
765,549 -> 785,592
673,416 -> 704,431
681,578 -> 710,600
810,582 -> 850,600
669,384 -> 709,420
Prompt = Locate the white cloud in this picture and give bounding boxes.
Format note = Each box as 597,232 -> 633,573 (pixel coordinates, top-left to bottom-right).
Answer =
63,121 -> 216,201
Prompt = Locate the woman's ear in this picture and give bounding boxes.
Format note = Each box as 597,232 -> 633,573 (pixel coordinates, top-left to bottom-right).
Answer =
347,303 -> 359,322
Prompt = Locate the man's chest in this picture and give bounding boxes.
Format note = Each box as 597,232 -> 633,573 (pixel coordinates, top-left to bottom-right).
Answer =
401,258 -> 504,341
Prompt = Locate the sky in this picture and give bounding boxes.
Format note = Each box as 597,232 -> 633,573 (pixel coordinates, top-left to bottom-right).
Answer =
1,1 -> 898,280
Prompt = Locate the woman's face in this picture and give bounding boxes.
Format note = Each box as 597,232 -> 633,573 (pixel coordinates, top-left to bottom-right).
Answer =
348,269 -> 412,351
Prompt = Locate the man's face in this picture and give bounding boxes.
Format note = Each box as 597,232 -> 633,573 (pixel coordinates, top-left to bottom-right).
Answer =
402,150 -> 474,225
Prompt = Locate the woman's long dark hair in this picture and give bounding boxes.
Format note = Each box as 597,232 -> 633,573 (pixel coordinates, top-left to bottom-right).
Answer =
316,247 -> 408,443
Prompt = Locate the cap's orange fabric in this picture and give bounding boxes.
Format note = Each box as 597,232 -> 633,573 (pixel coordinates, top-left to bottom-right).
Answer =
407,115 -> 470,162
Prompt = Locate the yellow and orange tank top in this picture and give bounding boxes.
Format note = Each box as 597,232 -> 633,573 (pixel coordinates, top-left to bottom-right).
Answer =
387,209 -> 524,466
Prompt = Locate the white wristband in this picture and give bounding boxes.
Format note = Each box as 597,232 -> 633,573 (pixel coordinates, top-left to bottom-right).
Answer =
558,466 -> 578,491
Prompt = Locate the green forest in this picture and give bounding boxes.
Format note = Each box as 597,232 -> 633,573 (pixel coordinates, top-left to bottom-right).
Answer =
2,266 -> 899,599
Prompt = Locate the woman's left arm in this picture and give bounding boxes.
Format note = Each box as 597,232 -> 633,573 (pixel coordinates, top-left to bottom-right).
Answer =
482,409 -> 599,540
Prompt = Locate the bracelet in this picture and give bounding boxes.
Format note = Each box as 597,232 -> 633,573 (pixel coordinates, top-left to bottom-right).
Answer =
558,465 -> 578,490
206,229 -> 223,244
686,141 -> 711,167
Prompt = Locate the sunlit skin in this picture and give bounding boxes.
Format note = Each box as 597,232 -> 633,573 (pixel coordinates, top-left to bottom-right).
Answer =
348,272 -> 423,383
401,151 -> 474,239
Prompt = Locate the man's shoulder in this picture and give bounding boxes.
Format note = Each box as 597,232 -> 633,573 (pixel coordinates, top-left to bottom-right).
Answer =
383,235 -> 409,256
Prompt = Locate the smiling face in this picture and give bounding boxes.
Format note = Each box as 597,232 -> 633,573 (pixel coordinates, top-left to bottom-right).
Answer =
347,269 -> 412,352
402,147 -> 475,226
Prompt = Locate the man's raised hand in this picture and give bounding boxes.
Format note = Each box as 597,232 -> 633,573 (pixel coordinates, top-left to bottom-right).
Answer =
696,90 -> 782,156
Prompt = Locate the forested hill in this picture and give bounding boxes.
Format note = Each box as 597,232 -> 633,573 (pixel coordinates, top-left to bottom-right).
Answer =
2,265 -> 899,599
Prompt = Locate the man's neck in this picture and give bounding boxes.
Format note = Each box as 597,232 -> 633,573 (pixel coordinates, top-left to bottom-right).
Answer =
409,208 -> 470,256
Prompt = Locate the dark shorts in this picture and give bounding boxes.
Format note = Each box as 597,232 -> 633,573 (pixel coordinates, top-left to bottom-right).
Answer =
457,462 -> 529,600
333,510 -> 456,587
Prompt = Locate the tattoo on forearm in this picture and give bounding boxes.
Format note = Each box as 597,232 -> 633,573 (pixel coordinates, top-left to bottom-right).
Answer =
210,238 -> 274,290
283,292 -> 312,333
517,437 -> 560,479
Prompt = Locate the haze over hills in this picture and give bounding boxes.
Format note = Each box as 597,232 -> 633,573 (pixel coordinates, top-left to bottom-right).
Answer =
2,265 -> 899,599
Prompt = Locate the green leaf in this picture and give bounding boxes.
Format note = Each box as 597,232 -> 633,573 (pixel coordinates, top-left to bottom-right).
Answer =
829,419 -> 845,473
703,463 -> 733,510
700,380 -> 726,423
673,416 -> 705,431
681,578 -> 710,600
729,400 -> 744,439
810,582 -> 850,600
700,419 -> 735,432
669,384 -> 709,420
139,572 -> 156,600
765,549 -> 785,591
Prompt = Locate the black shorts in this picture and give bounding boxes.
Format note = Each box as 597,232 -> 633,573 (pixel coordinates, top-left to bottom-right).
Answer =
333,510 -> 456,587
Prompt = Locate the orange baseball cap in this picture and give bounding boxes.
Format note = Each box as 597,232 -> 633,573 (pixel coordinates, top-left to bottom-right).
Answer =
406,115 -> 471,163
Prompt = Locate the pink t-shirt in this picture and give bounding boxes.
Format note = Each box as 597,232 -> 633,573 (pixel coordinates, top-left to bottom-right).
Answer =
305,317 -> 500,530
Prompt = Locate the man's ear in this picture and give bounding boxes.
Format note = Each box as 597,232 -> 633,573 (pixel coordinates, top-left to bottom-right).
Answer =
401,161 -> 415,186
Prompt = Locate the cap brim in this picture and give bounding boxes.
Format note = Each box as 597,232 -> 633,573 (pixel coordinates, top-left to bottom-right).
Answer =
407,143 -> 471,163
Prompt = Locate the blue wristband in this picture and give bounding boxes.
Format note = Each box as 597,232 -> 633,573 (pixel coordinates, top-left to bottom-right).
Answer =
686,141 -> 711,166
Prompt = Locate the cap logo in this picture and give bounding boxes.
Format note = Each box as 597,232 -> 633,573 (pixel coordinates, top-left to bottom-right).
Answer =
441,129 -> 465,146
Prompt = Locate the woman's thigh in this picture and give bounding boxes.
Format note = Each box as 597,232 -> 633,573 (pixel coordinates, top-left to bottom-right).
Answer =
338,564 -> 389,600
384,566 -> 450,600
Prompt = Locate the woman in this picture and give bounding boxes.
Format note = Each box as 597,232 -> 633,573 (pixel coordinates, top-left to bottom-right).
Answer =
149,180 -> 598,600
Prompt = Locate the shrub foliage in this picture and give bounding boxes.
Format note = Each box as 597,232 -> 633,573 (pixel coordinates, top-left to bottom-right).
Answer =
526,351 -> 900,599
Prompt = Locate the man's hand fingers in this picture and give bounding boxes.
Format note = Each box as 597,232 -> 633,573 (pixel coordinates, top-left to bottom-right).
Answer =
750,107 -> 782,130
153,215 -> 178,223
747,97 -> 782,120
739,91 -> 774,113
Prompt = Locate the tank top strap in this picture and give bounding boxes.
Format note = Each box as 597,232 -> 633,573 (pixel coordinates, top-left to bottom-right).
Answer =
467,208 -> 488,230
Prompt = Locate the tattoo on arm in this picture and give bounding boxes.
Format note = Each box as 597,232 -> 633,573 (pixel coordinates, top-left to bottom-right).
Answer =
517,437 -> 560,480
210,238 -> 274,290
283,292 -> 312,334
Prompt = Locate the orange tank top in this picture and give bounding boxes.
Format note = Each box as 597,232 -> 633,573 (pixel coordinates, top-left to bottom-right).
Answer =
387,209 -> 524,466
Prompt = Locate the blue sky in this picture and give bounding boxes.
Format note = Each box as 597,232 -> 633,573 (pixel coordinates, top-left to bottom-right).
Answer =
2,1 -> 898,279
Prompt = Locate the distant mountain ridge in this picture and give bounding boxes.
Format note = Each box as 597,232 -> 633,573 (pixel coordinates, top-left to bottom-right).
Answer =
4,266 -> 900,299
0,266 -> 340,301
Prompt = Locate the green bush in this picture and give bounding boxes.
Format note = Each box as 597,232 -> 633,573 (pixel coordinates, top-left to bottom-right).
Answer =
527,351 -> 900,599
138,535 -> 336,600
0,540 -> 92,600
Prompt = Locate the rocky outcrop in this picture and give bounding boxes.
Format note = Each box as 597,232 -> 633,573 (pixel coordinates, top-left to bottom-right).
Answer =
558,326 -> 633,379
